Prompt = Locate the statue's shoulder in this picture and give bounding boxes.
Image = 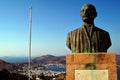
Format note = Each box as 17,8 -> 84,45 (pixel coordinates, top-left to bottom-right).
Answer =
68,27 -> 83,34
94,26 -> 109,34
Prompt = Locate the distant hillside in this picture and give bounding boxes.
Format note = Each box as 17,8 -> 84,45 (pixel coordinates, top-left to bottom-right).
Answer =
0,59 -> 16,71
32,55 -> 66,64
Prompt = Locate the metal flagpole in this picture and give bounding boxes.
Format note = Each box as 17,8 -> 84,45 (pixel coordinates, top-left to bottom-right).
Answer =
28,6 -> 32,80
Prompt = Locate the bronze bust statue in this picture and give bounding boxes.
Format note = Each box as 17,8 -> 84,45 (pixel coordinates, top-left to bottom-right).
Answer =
66,4 -> 112,53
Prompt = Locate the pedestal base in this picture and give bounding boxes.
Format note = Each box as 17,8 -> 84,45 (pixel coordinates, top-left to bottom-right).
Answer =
66,53 -> 117,80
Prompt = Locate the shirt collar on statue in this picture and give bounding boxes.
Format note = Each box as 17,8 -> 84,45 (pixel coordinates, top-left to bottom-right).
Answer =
82,23 -> 94,28
82,23 -> 95,39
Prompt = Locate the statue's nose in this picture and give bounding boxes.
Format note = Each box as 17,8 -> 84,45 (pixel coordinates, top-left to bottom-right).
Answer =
83,10 -> 89,16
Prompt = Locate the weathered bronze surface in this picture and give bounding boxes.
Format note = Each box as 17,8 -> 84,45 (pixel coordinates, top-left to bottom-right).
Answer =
66,4 -> 111,53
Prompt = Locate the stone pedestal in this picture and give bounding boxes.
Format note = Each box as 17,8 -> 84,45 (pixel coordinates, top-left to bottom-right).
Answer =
66,53 -> 117,80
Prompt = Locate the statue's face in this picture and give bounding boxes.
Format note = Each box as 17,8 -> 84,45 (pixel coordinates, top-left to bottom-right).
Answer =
80,4 -> 97,23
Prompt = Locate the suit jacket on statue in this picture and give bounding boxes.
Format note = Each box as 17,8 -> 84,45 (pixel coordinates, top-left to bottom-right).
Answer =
66,25 -> 111,53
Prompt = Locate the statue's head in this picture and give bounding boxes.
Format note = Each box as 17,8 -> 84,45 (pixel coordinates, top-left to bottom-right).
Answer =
80,4 -> 97,23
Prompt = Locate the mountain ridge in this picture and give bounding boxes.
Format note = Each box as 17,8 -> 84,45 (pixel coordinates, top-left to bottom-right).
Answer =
0,59 -> 16,71
32,54 -> 66,64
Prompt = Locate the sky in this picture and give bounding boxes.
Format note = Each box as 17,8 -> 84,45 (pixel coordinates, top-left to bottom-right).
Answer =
0,0 -> 120,57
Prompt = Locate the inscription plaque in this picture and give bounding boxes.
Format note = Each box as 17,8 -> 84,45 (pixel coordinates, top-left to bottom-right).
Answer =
75,70 -> 108,80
